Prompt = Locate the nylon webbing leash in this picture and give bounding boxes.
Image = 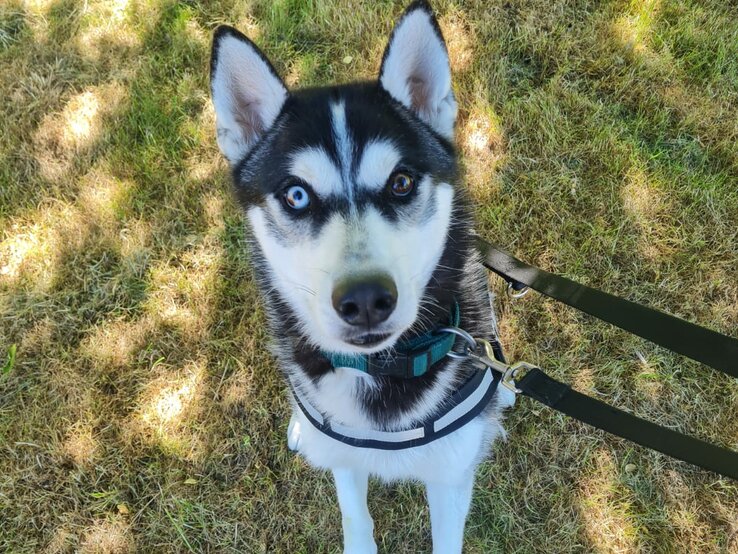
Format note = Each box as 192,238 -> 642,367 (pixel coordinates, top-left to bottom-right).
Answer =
441,324 -> 738,480
516,369 -> 738,480
477,238 -> 738,378
449,240 -> 738,480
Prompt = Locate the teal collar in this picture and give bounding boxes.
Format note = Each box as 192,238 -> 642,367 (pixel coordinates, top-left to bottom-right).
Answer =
323,302 -> 460,378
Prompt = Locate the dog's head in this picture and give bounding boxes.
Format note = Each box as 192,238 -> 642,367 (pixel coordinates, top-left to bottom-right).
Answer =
211,2 -> 464,355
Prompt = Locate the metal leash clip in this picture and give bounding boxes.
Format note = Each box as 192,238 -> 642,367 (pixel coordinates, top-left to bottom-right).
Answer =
506,282 -> 530,299
438,326 -> 535,394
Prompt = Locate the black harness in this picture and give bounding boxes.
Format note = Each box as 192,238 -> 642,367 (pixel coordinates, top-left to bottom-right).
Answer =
290,366 -> 500,450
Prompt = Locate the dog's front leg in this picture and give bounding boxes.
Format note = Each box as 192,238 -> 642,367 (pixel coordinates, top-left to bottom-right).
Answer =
426,474 -> 475,554
332,467 -> 377,554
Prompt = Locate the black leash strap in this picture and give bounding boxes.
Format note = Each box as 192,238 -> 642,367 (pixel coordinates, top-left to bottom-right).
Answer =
517,368 -> 738,480
478,239 -> 738,378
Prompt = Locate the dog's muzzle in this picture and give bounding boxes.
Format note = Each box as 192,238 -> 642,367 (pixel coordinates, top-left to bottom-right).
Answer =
331,274 -> 397,330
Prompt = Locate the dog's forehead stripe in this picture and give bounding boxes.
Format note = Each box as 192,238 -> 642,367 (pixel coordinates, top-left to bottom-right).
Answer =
330,101 -> 355,207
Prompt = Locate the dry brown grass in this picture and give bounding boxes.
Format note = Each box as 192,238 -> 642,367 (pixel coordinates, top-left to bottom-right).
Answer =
1,0 -> 737,552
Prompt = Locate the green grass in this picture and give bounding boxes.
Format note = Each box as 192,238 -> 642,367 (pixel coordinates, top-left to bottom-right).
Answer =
1,0 -> 737,552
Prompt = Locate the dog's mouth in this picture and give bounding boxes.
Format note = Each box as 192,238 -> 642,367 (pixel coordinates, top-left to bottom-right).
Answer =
345,332 -> 392,347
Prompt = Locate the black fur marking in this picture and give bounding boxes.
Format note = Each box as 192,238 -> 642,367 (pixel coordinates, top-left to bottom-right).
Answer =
219,7 -> 502,428
210,25 -> 286,94
232,83 -> 455,242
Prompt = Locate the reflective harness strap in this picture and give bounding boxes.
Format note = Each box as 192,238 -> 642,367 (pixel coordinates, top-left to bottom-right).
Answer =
289,367 -> 500,450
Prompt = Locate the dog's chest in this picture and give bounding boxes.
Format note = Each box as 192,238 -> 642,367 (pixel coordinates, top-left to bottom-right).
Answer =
286,365 -> 515,483
291,363 -> 459,430
289,400 -> 505,484
312,368 -> 373,428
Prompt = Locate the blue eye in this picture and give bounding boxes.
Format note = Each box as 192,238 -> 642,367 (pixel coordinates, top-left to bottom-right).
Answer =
282,184 -> 311,211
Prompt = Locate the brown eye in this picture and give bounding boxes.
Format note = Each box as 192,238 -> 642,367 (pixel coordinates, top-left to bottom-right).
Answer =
388,171 -> 415,197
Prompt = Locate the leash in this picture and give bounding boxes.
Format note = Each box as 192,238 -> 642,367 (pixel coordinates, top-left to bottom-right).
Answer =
478,239 -> 738,377
470,238 -> 738,480
441,325 -> 738,480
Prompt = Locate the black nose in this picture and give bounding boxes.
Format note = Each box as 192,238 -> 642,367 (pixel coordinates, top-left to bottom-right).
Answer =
332,276 -> 398,327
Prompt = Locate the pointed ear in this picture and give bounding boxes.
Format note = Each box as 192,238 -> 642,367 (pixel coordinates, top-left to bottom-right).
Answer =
379,2 -> 456,140
210,26 -> 288,164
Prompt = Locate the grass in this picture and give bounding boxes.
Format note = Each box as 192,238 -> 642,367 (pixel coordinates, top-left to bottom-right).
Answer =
1,0 -> 737,552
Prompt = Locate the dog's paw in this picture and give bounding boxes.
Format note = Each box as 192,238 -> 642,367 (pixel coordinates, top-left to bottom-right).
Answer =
287,414 -> 302,452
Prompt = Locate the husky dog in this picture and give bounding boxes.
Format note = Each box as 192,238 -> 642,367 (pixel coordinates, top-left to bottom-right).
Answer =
210,2 -> 514,552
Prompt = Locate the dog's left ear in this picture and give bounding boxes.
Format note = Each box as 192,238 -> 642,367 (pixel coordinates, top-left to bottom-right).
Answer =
210,26 -> 289,165
379,1 -> 456,140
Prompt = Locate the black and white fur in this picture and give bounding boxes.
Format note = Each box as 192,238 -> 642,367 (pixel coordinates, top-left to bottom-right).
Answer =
210,2 -> 514,552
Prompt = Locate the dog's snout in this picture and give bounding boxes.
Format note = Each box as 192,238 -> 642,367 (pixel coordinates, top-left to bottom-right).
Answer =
332,276 -> 397,327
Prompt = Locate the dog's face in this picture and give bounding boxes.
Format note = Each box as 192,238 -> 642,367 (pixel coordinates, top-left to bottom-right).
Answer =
211,3 -> 459,355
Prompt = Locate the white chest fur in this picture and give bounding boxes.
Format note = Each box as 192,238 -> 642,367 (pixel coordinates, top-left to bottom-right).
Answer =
286,366 -> 515,485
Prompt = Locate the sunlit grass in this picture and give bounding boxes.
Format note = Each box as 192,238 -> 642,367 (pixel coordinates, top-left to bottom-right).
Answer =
578,449 -> 641,553
0,226 -> 41,280
1,0 -> 737,552
79,519 -> 134,554
62,421 -> 100,466
611,0 -> 662,59
134,361 -> 207,459
619,165 -> 678,262
32,83 -> 127,180
80,317 -> 155,371
440,8 -> 474,75
459,100 -> 507,197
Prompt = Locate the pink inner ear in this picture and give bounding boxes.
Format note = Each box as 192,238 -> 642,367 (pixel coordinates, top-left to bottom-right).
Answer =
408,75 -> 429,113
233,96 -> 265,141
377,7 -> 456,139
211,30 -> 289,163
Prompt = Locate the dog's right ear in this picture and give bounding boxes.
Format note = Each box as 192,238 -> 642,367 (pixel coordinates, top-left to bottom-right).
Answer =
210,26 -> 288,165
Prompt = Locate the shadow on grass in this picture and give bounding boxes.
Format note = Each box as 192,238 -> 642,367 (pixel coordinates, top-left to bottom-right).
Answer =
1,0 -> 736,553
